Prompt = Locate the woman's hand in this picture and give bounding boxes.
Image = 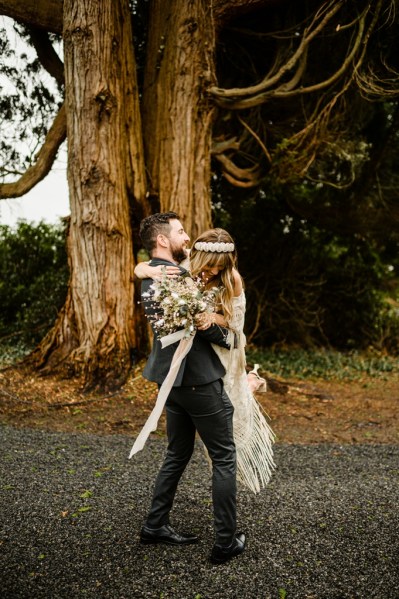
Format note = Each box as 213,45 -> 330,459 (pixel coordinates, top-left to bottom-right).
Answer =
152,265 -> 181,279
134,262 -> 181,280
196,312 -> 227,330
195,312 -> 216,330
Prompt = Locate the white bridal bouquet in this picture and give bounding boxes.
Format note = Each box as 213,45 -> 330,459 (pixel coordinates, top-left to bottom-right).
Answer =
130,272 -> 219,457
143,271 -> 219,341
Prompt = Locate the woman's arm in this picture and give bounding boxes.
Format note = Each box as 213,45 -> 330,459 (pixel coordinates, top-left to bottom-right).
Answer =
134,262 -> 181,279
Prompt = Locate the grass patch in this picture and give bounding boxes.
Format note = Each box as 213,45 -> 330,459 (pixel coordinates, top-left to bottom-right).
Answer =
247,347 -> 399,380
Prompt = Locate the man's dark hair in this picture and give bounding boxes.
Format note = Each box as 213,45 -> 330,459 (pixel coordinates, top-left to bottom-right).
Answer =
139,212 -> 180,255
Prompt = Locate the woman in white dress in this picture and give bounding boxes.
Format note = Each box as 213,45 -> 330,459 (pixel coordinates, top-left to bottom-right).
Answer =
135,228 -> 275,494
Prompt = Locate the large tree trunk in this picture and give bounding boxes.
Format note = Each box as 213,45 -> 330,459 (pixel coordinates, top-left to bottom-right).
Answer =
28,0 -> 148,390
142,0 -> 216,239
3,0 -> 272,389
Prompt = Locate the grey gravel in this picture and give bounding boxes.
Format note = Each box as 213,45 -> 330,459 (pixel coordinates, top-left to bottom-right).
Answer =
0,425 -> 398,599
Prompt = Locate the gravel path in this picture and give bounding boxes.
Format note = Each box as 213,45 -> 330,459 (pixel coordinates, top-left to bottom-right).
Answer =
0,425 -> 398,599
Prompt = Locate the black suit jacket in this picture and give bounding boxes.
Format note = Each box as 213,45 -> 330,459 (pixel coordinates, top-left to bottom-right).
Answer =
141,258 -> 231,386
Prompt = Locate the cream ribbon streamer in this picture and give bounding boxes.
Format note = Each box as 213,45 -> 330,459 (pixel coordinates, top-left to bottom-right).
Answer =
128,332 -> 195,458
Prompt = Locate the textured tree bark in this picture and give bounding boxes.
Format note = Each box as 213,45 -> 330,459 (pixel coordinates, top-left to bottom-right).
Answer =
142,0 -> 216,239
28,0 -> 148,389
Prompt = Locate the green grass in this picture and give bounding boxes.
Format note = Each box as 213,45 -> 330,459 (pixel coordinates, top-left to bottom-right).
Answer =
247,347 -> 399,381
2,338 -> 398,382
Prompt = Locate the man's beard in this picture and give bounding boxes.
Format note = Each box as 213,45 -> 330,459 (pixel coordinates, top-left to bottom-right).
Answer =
171,245 -> 188,264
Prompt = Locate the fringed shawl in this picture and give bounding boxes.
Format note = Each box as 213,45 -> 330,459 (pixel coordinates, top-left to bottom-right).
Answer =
212,292 -> 275,493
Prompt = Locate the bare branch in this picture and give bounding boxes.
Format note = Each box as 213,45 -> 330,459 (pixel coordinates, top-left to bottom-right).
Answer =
213,7 -> 367,110
270,1 -> 390,183
215,153 -> 260,179
28,27 -> 64,86
353,1 -> 399,99
0,103 -> 66,199
355,63 -> 399,99
212,0 -> 282,26
278,46 -> 308,92
209,0 -> 345,99
211,137 -> 240,155
215,153 -> 262,187
222,171 -> 261,188
237,115 -> 272,163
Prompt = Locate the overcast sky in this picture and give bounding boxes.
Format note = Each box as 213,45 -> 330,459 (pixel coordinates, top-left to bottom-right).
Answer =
0,153 -> 70,228
0,16 -> 69,228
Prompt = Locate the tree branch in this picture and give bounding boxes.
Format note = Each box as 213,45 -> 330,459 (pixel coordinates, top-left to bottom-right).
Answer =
0,103 -> 66,199
211,137 -> 240,154
210,0 -> 344,99
222,171 -> 261,188
237,115 -> 272,163
213,0 -> 286,26
215,153 -> 262,187
212,6 -> 367,110
27,27 -> 64,86
0,0 -> 62,34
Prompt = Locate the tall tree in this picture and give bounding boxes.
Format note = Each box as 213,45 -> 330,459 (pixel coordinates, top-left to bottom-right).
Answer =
1,0 -> 398,387
28,0 -> 148,389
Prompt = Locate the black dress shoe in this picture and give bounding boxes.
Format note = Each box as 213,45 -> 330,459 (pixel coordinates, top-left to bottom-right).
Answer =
140,524 -> 199,546
210,532 -> 246,564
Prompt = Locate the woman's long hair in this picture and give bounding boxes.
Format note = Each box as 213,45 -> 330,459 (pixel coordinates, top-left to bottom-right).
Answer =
190,228 -> 239,322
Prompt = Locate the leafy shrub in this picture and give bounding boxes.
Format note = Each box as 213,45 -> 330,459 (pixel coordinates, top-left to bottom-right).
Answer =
0,220 -> 68,346
213,181 -> 399,353
247,346 -> 399,380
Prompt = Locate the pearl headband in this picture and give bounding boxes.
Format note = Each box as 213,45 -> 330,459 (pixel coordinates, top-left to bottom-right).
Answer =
194,241 -> 235,253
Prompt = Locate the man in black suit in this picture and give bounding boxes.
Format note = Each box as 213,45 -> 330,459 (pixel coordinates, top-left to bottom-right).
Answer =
138,212 -> 246,564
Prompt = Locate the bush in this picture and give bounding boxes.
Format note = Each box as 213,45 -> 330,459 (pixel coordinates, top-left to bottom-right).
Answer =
212,181 -> 399,353
0,220 -> 68,346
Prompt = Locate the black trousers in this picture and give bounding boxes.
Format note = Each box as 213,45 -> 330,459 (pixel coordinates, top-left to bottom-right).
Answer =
145,379 -> 237,546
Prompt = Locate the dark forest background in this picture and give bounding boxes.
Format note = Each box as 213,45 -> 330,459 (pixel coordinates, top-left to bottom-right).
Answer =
2,0 -> 399,364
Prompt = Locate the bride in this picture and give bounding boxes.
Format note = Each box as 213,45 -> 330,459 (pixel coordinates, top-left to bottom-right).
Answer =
135,227 -> 275,494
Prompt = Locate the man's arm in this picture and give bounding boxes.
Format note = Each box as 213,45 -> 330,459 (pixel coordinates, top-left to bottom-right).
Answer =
197,325 -> 231,349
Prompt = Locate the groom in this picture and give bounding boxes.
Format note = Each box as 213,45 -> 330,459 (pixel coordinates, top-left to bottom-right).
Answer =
137,211 -> 246,565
